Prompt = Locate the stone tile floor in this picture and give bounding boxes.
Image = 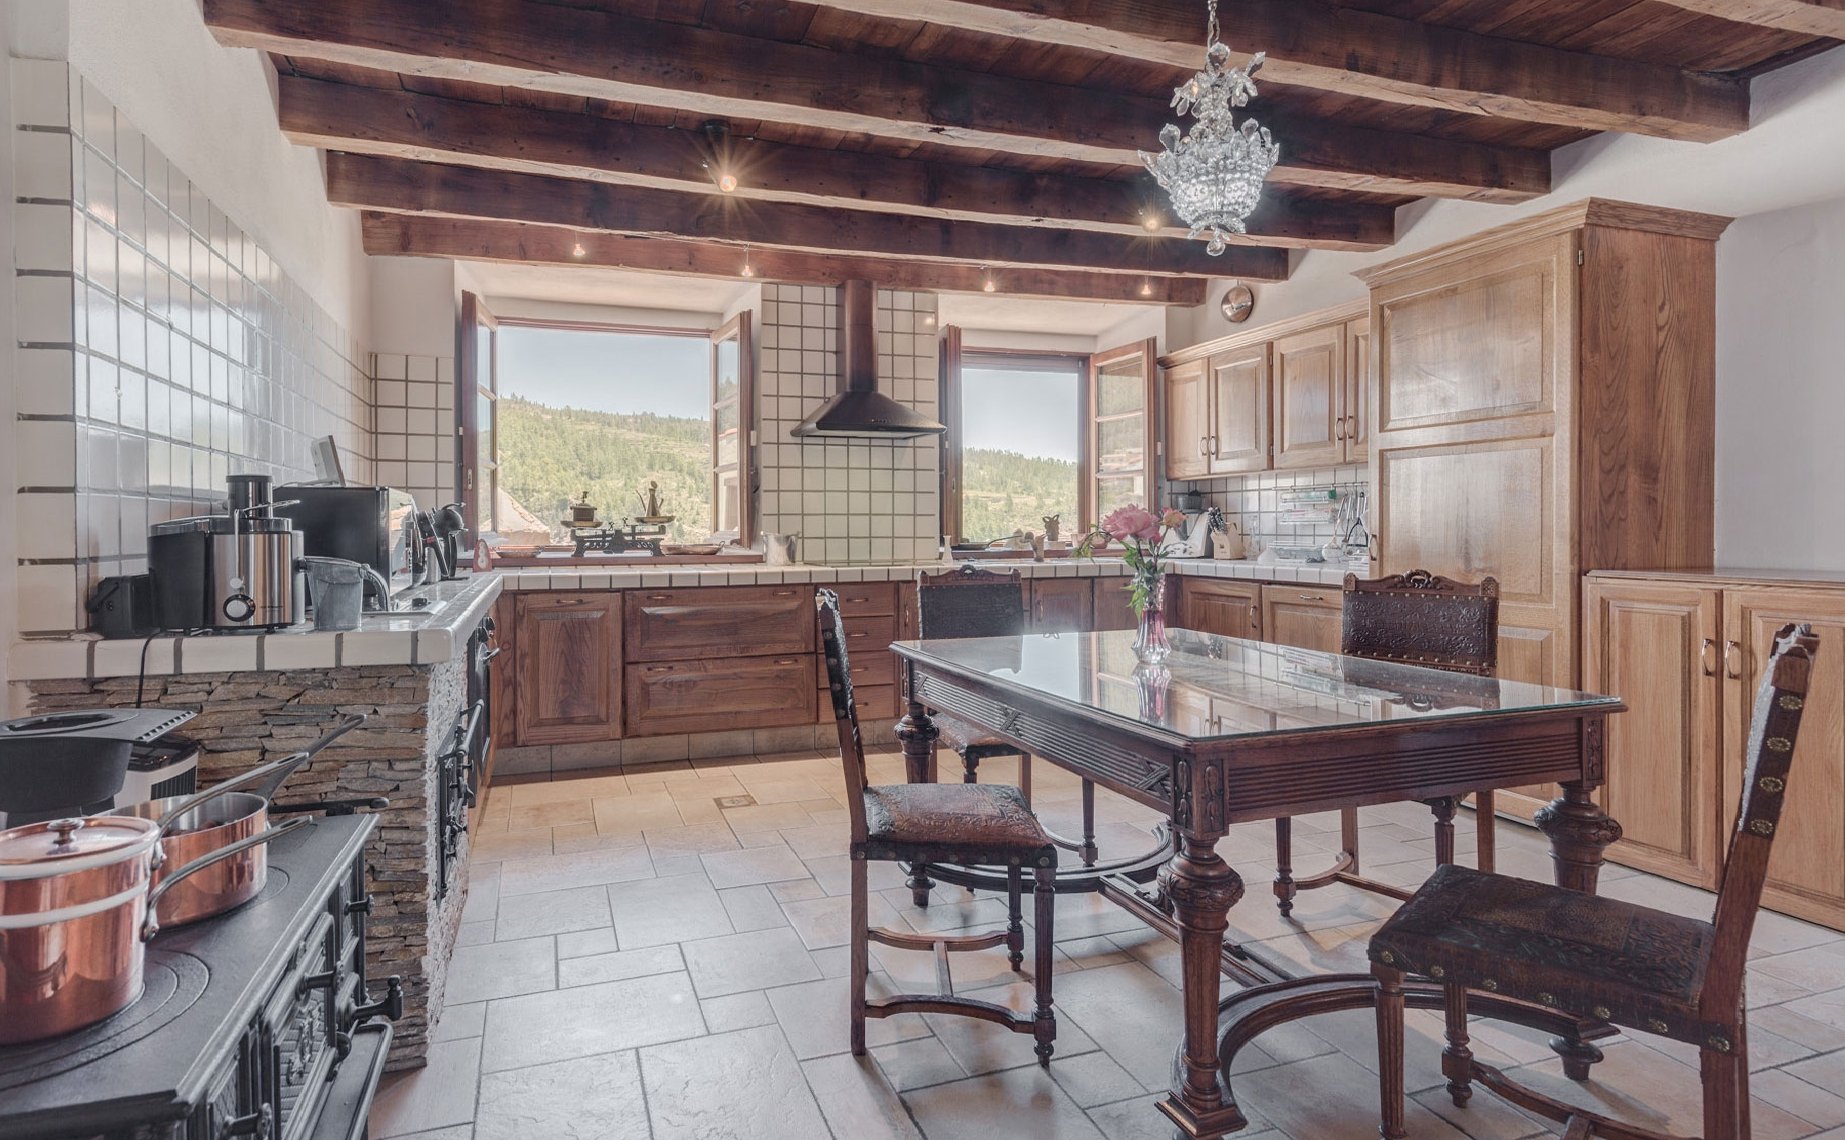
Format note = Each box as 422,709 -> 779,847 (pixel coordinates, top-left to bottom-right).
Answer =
371,747 -> 1845,1139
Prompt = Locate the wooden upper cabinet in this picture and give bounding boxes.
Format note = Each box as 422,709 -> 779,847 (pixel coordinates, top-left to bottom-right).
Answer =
513,592 -> 622,745
1030,578 -> 1094,633
1208,345 -> 1270,475
1272,325 -> 1345,471
1261,584 -> 1343,653
1343,315 -> 1371,463
1583,578 -> 1723,889
1723,586 -> 1845,929
625,585 -> 814,661
1163,358 -> 1210,481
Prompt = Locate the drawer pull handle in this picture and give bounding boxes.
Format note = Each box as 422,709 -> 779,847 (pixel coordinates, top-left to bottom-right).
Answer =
646,593 -> 672,601
1700,637 -> 1716,677
1298,593 -> 1319,601
1724,640 -> 1743,680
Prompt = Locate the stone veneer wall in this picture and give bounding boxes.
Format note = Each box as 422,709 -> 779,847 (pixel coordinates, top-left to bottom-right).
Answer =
27,659 -> 468,1070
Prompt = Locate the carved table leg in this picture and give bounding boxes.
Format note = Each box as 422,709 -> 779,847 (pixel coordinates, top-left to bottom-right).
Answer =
961,748 -> 979,783
1427,796 -> 1459,867
1535,777 -> 1623,1079
897,691 -> 941,907
1155,833 -> 1248,1139
1272,817 -> 1296,916
1079,779 -> 1099,868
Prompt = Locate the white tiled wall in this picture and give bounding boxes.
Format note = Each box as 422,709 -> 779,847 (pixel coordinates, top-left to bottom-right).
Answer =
371,352 -> 457,514
10,62 -> 373,635
1182,463 -> 1371,556
755,284 -> 940,565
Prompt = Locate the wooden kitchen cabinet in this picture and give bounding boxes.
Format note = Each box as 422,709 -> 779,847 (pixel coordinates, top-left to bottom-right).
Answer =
1342,315 -> 1370,463
1261,583 -> 1343,653
1272,324 -> 1345,471
1207,346 -> 1270,475
513,591 -> 623,745
1586,571 -> 1845,930
1092,577 -> 1137,631
1180,579 -> 1262,641
490,593 -> 518,750
1030,578 -> 1094,633
627,655 -> 817,736
1162,358 -> 1211,480
818,582 -> 901,721
625,585 -> 814,661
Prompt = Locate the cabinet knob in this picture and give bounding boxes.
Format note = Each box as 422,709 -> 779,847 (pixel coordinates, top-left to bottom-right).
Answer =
1334,419 -> 1346,441
1724,640 -> 1743,680
1700,637 -> 1716,677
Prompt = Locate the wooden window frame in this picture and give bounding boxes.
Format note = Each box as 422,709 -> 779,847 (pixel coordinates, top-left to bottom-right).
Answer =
1088,337 -> 1159,526
709,311 -> 757,546
457,292 -> 499,540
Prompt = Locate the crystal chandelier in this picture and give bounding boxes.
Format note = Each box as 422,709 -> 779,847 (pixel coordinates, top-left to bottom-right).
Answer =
1140,0 -> 1279,254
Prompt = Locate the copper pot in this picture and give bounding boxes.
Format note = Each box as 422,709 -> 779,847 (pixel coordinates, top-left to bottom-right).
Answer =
0,813 -> 303,1045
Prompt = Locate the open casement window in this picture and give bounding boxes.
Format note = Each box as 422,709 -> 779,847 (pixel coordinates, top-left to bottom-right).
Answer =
938,325 -> 964,544
457,292 -> 499,540
710,312 -> 756,544
1088,338 -> 1157,526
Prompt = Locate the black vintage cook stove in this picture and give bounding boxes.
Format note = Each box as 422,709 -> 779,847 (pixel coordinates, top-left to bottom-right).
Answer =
0,815 -> 400,1140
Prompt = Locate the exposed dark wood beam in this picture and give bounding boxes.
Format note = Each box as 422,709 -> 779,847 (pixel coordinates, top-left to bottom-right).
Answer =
361,212 -> 1208,304
327,152 -> 1291,279
279,75 -> 1396,251
800,0 -> 1751,142
1651,0 -> 1845,39
204,0 -> 1549,202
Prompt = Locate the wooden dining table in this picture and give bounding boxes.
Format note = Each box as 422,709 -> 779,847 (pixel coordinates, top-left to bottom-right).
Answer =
890,627 -> 1626,1140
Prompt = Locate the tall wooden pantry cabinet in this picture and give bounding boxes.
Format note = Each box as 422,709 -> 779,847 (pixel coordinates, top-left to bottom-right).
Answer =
1357,199 -> 1730,819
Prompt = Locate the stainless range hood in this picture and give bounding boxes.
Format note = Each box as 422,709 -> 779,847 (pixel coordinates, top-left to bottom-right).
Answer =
791,280 -> 946,439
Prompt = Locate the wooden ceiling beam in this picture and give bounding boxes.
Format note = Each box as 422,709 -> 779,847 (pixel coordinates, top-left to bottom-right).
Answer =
801,0 -> 1751,142
203,0 -> 1549,202
279,74 -> 1397,251
360,212 -> 1208,304
1649,0 -> 1845,39
327,152 -> 1291,279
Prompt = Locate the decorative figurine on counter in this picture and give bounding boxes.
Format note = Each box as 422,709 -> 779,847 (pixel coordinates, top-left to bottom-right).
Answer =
636,481 -> 675,525
1041,514 -> 1062,544
565,489 -> 599,529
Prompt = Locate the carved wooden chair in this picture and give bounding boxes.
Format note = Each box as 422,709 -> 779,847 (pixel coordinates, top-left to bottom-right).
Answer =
818,588 -> 1058,1064
1273,569 -> 1501,915
1370,622 -> 1818,1140
916,564 -> 1100,866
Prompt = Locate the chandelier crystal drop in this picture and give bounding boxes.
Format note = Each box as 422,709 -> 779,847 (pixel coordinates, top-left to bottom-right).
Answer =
1139,0 -> 1279,255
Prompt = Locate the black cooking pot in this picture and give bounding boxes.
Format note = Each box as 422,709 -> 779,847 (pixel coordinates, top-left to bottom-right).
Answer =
0,708 -> 195,819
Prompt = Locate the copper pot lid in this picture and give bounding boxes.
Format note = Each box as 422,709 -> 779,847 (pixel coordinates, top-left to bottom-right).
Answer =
0,816 -> 161,878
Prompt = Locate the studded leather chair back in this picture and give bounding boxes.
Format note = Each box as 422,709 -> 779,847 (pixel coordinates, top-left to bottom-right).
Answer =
817,588 -> 870,844
1705,623 -> 1819,1007
1341,569 -> 1500,677
917,564 -> 1026,640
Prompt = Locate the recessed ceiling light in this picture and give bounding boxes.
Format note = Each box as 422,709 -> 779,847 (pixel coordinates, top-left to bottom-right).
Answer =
571,241 -> 586,258
1142,214 -> 1162,232
718,172 -> 739,193
1139,278 -> 1154,297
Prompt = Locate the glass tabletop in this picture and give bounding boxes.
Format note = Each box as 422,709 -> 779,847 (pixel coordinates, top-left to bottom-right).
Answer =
894,629 -> 1620,742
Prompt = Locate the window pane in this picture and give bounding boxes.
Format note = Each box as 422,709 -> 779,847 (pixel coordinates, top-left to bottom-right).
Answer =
958,365 -> 1081,543
1095,474 -> 1146,517
1096,414 -> 1145,474
715,339 -> 740,404
1096,358 -> 1144,416
715,430 -> 739,468
476,392 -> 494,475
496,326 -> 713,544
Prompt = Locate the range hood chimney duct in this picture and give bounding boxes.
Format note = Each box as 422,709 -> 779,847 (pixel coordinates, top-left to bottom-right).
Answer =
790,279 -> 946,439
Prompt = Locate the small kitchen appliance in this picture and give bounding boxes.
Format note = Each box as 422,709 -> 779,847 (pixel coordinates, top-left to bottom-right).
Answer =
148,474 -> 304,631
278,484 -> 422,603
0,708 -> 198,827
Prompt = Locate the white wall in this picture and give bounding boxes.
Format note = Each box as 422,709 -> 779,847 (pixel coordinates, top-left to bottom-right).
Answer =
0,30 -> 17,690
372,256 -> 456,358
1715,198 -> 1845,570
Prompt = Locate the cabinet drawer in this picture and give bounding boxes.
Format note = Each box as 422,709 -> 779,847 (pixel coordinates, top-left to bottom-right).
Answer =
833,582 -> 898,618
626,656 -> 817,736
839,613 -> 897,652
817,649 -> 895,689
625,586 -> 815,662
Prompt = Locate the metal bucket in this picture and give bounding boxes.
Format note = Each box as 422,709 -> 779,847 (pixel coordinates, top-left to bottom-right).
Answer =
303,556 -> 366,631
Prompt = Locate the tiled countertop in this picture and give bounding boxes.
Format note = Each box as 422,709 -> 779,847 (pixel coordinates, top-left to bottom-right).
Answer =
7,557 -> 1363,683
8,573 -> 504,682
493,556 -> 1362,592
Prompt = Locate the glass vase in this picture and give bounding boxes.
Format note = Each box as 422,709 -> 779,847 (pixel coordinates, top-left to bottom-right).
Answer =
1134,574 -> 1172,665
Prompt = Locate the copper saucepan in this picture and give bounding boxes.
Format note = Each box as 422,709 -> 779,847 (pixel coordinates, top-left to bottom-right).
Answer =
0,813 -> 306,1045
110,714 -> 366,928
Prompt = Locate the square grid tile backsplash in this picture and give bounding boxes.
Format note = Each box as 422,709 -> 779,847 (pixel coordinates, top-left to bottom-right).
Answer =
371,353 -> 457,515
11,61 -> 374,635
1182,464 -> 1372,556
755,284 -> 940,565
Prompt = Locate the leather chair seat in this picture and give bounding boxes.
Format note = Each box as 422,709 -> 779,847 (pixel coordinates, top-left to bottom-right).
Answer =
859,782 -> 1055,866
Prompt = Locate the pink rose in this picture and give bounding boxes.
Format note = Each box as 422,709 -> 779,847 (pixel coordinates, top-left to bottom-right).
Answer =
1159,508 -> 1186,531
1102,505 -> 1162,544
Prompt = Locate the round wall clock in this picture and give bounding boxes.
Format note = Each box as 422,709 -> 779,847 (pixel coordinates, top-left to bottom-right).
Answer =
1221,283 -> 1254,323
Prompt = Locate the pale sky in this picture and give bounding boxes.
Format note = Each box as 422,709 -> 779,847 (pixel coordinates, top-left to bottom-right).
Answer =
498,325 -> 711,419
961,366 -> 1082,461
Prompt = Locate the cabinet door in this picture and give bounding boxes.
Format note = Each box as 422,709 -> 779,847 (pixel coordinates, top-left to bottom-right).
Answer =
1181,580 -> 1262,641
1208,346 -> 1271,475
1272,325 -> 1345,471
627,656 -> 817,737
1583,579 -> 1723,889
1343,316 -> 1370,463
625,585 -> 814,661
490,593 -> 518,750
1030,579 -> 1094,633
1163,359 -> 1211,480
1724,587 -> 1845,930
1261,584 -> 1343,653
514,592 -> 622,745
1092,577 -> 1138,631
